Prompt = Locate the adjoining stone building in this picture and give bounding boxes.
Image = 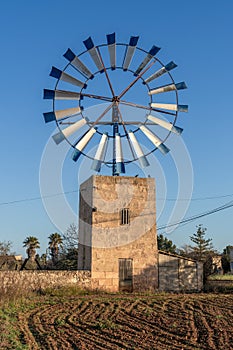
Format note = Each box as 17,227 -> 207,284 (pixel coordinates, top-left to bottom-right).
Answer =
228,246 -> 233,272
78,175 -> 203,292
0,255 -> 22,271
158,251 -> 203,292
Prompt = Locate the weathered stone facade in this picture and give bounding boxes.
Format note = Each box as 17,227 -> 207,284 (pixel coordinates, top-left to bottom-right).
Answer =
78,175 -> 158,292
0,255 -> 22,270
0,270 -> 91,293
229,246 -> 233,272
158,251 -> 203,292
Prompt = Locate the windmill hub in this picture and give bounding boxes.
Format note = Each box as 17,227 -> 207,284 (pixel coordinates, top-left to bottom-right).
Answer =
112,96 -> 120,102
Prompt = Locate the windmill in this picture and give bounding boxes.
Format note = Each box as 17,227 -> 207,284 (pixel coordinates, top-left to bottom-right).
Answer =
43,33 -> 187,176
43,34 -> 188,292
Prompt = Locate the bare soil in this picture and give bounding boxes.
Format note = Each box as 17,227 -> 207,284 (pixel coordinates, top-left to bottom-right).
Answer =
2,293 -> 233,349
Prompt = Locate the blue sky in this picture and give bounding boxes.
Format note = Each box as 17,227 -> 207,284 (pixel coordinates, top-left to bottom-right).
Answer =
0,0 -> 233,256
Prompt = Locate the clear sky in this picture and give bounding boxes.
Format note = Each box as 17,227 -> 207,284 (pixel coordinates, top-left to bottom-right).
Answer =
0,0 -> 232,257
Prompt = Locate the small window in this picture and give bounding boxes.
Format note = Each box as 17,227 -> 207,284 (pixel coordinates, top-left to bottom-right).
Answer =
120,208 -> 130,225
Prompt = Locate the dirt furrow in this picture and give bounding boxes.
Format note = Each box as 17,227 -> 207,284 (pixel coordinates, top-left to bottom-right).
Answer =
7,294 -> 233,350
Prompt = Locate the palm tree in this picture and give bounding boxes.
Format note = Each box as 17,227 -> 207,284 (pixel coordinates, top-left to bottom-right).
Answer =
23,236 -> 40,261
48,233 -> 63,265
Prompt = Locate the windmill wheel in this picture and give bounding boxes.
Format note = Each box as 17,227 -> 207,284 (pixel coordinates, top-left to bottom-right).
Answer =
43,33 -> 188,175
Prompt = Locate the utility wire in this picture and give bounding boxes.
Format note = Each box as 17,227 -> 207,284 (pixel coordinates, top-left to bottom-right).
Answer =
1,191 -> 233,207
1,189 -> 233,232
157,193 -> 233,201
157,200 -> 233,231
0,190 -> 79,206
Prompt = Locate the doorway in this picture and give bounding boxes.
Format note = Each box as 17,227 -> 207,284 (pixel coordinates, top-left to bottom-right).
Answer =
119,258 -> 133,292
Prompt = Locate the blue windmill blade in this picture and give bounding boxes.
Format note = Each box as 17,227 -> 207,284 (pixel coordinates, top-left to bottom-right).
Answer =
50,67 -> 87,89
83,37 -> 104,73
134,45 -> 160,76
43,106 -> 83,123
128,131 -> 149,168
147,115 -> 183,135
144,61 -> 177,84
150,103 -> 188,113
115,133 -> 125,174
140,125 -> 170,155
92,132 -> 108,172
63,48 -> 94,79
149,82 -> 187,95
72,127 -> 97,162
122,36 -> 139,71
43,89 -> 82,100
106,33 -> 116,70
52,118 -> 87,145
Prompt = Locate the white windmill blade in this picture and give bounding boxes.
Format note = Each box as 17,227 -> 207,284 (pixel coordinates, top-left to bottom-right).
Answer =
43,89 -> 82,100
134,45 -> 160,76
63,48 -> 94,79
72,127 -> 97,162
92,132 -> 108,172
148,82 -> 187,95
128,131 -> 149,168
53,118 -> 87,144
50,67 -> 87,88
122,36 -> 139,71
107,33 -> 116,70
115,133 -> 125,174
151,103 -> 188,113
83,37 -> 104,72
140,125 -> 170,155
144,61 -> 177,84
147,115 -> 183,135
43,106 -> 83,123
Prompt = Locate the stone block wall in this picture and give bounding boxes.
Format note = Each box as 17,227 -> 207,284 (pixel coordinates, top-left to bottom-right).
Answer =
0,270 -> 91,293
78,176 -> 93,271
158,251 -> 203,292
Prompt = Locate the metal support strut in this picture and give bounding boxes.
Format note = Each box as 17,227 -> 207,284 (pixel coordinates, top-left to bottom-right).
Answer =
112,102 -> 119,176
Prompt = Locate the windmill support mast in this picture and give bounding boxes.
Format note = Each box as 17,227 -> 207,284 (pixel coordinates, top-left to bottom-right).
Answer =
112,102 -> 119,176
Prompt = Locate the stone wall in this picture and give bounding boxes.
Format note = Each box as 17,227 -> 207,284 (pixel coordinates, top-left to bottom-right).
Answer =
0,270 -> 91,293
0,259 -> 203,294
158,251 -> 203,292
229,246 -> 233,272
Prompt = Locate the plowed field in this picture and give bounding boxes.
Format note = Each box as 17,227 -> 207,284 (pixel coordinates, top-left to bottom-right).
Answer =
2,293 -> 233,349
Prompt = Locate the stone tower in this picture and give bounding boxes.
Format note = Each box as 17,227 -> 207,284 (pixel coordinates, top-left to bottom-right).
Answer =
78,175 -> 158,292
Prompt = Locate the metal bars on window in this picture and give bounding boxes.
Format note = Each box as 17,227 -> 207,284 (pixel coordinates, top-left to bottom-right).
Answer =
120,208 -> 130,225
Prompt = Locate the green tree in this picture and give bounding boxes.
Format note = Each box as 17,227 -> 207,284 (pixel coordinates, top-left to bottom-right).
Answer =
221,246 -> 232,273
189,224 -> 214,261
48,233 -> 63,265
56,224 -> 79,270
0,241 -> 14,255
179,225 -> 218,281
23,236 -> 40,260
157,234 -> 177,254
62,223 -> 78,251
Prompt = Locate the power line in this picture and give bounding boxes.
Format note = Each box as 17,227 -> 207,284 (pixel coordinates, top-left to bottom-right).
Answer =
1,188 -> 233,232
157,200 -> 233,231
157,193 -> 233,201
1,191 -> 233,206
0,190 -> 79,206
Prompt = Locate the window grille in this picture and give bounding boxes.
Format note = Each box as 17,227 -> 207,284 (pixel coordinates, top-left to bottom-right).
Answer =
120,208 -> 130,225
